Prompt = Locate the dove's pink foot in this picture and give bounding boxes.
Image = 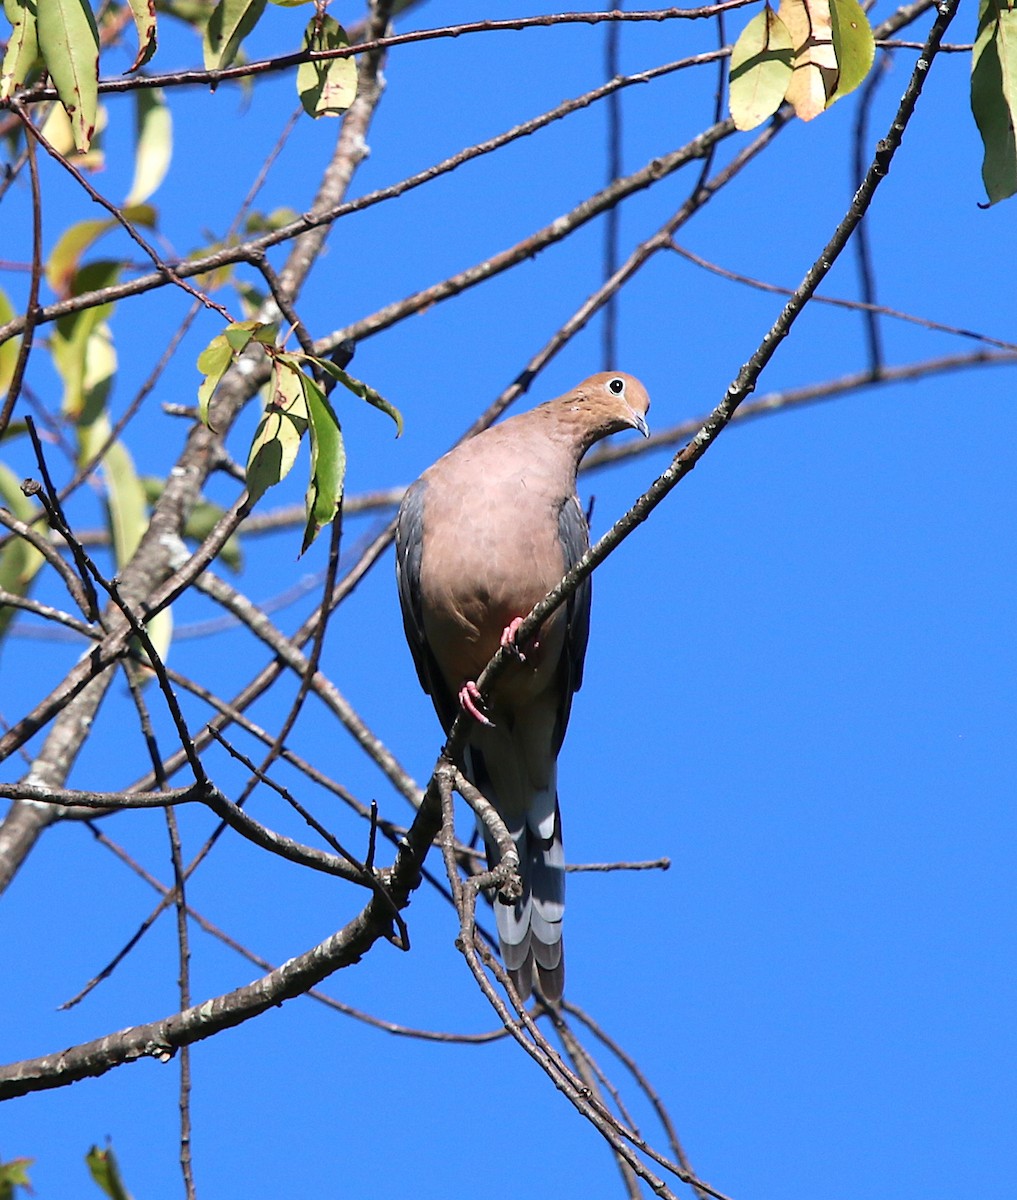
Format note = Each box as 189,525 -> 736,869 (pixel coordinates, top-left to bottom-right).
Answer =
500,616 -> 538,663
459,618 -> 539,725
458,681 -> 495,727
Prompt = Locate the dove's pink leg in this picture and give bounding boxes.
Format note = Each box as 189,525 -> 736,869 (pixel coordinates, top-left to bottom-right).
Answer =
459,618 -> 544,726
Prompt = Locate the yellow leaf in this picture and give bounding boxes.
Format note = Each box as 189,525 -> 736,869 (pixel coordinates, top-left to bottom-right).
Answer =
125,88 -> 172,205
0,461 -> 46,639
779,0 -> 838,122
196,333 -> 233,426
46,206 -> 152,297
50,262 -> 120,420
0,287 -> 20,397
104,438 -> 147,564
39,97 -> 107,167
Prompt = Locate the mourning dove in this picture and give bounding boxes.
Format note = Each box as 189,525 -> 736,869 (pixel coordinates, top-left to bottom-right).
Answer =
395,373 -> 651,1001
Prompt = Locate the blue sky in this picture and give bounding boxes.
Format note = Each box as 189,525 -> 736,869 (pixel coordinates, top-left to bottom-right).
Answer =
2,1 -> 1015,1197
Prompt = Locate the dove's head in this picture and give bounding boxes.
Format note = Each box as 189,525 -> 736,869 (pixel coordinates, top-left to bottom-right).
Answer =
554,371 -> 651,451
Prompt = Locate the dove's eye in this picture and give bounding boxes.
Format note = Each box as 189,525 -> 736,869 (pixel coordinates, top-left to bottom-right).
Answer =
608,377 -> 625,395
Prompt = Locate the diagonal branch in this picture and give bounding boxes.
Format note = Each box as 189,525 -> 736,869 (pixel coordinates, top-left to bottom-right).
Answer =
460,0 -> 961,731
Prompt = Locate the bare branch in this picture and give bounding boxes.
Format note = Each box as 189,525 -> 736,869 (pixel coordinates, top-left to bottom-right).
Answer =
329,120 -> 737,351
206,725 -> 410,944
0,779 -> 371,883
0,507 -> 96,619
667,242 -> 1017,352
12,5 -> 754,107
15,102 -> 232,320
0,589 -> 97,637
584,351 -> 1017,471
190,568 -> 422,806
83,820 -> 504,1043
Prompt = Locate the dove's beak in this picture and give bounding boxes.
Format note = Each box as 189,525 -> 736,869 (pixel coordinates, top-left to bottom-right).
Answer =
628,409 -> 650,438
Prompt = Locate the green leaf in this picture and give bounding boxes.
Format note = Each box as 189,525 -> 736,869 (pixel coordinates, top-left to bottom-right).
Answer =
196,333 -> 234,425
104,438 -> 147,565
297,15 -> 357,118
251,323 -> 278,345
125,87 -> 171,204
125,0 -> 157,70
1,0 -> 41,99
202,0 -> 266,71
972,0 -> 1017,205
197,321 -> 276,425
244,357 -> 309,508
86,1144 -> 135,1200
47,218 -> 111,296
50,260 -> 120,422
35,0 -> 100,152
226,319 -> 275,352
74,322 -> 117,460
0,461 -> 45,641
299,367 -> 345,554
827,0 -> 875,105
244,206 -> 300,233
729,5 -> 794,131
316,359 -> 403,436
0,286 -> 21,397
224,321 -> 256,351
0,1155 -> 34,1199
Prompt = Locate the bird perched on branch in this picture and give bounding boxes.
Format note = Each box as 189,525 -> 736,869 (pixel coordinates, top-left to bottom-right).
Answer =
395,372 -> 651,1001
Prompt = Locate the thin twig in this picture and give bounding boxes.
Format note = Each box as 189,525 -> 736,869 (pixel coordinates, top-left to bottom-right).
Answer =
23,419 -> 101,619
117,661 -> 197,1200
601,6 -> 623,371
14,102 -> 231,320
852,52 -> 893,371
206,725 -> 409,946
667,242 -> 1017,352
0,507 -> 95,620
564,999 -> 701,1187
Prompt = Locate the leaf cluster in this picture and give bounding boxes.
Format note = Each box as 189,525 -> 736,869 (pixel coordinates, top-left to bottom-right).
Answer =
729,0 -> 1017,203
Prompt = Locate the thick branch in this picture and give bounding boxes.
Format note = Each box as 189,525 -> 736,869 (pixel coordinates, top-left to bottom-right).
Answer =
0,2 -> 396,895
